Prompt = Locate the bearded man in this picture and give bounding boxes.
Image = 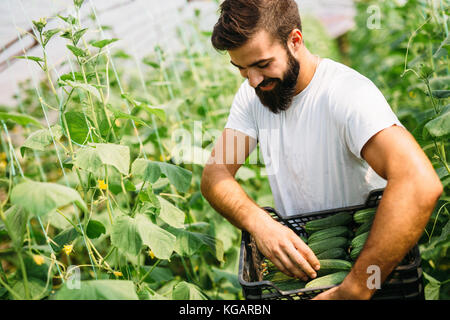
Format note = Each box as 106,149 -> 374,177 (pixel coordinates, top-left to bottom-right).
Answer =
200,0 -> 443,299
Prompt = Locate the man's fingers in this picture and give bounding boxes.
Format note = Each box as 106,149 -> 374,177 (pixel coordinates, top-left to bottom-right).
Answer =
292,235 -> 321,271
285,242 -> 318,279
271,256 -> 296,278
276,254 -> 308,280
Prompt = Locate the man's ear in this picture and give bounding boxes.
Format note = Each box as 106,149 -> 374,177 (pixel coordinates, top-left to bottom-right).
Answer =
289,29 -> 303,49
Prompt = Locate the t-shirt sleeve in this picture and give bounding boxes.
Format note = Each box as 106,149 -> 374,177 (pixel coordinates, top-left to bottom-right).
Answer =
224,81 -> 258,140
332,74 -> 405,161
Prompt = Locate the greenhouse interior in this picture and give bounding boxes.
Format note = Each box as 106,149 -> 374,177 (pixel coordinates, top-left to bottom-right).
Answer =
0,0 -> 448,302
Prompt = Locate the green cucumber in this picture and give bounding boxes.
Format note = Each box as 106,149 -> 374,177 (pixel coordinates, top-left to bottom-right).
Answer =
350,245 -> 363,261
317,259 -> 352,276
305,271 -> 349,289
307,226 -> 349,244
308,237 -> 348,255
351,231 -> 369,249
315,247 -> 347,260
353,208 -> 376,224
355,219 -> 373,236
304,212 -> 352,233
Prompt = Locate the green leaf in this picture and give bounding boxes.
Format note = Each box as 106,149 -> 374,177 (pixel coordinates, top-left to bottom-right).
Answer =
91,38 -> 118,48
86,220 -> 106,239
64,111 -> 92,145
172,281 -> 208,300
59,71 -> 95,82
73,28 -> 88,45
111,215 -> 142,256
111,215 -> 175,260
0,111 -> 43,128
432,90 -> 450,99
433,35 -> 450,58
424,111 -> 450,138
51,227 -> 80,253
425,282 -> 440,300
66,44 -> 87,58
4,205 -> 28,248
11,181 -> 88,217
131,158 -> 161,183
74,145 -> 103,174
53,280 -> 139,300
11,278 -> 48,300
136,214 -> 176,260
136,103 -> 166,122
157,196 -> 185,228
158,162 -> 192,193
108,106 -> 151,128
168,227 -> 224,262
131,159 -> 192,192
42,28 -> 59,47
92,143 -> 130,175
21,124 -> 63,156
15,55 -> 44,68
61,80 -> 100,100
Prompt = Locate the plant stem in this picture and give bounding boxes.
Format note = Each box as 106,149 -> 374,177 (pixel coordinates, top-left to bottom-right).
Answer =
138,259 -> 161,285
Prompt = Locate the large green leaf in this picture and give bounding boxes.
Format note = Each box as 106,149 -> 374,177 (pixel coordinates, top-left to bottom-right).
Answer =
424,110 -> 450,138
157,196 -> 185,228
157,162 -> 192,193
53,280 -> 139,300
10,181 -> 87,217
64,111 -> 92,145
168,227 -> 224,262
74,145 -> 103,173
131,158 -> 161,183
11,277 -> 49,300
86,220 -> 106,239
21,124 -> 63,156
4,205 -> 28,248
93,143 -> 130,175
75,143 -> 130,175
135,214 -> 176,260
111,215 -> 142,256
172,281 -> 208,300
131,159 -> 192,192
0,111 -> 43,128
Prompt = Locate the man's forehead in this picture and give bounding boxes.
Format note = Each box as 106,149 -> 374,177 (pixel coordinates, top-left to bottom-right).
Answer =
228,30 -> 281,67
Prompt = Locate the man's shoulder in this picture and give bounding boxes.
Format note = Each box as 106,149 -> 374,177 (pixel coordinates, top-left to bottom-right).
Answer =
323,58 -> 373,91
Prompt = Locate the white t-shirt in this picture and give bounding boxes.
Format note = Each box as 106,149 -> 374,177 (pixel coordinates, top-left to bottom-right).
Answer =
225,58 -> 405,218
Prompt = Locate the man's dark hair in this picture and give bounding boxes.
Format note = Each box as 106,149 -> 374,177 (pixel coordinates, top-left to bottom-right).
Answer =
211,0 -> 302,51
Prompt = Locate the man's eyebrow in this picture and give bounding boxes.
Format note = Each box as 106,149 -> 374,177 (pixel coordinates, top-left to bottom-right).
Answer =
230,58 -> 273,69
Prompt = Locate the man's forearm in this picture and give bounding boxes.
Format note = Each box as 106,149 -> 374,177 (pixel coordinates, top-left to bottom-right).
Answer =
341,177 -> 442,299
201,166 -> 270,234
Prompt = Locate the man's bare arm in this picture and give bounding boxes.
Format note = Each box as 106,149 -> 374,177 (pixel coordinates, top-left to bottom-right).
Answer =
201,129 -> 320,280
315,125 -> 443,299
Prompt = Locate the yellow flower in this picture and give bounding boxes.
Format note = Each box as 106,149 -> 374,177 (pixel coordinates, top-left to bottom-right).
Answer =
0,160 -> 6,170
33,255 -> 45,266
115,119 -> 121,127
98,179 -> 108,190
148,249 -> 155,259
113,271 -> 123,277
194,265 -> 199,272
409,91 -> 416,98
63,244 -> 73,255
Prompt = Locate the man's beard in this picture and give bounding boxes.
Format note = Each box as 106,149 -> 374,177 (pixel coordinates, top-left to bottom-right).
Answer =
255,51 -> 300,114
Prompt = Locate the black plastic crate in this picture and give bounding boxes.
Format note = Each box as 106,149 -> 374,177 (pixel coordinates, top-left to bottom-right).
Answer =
238,188 -> 424,300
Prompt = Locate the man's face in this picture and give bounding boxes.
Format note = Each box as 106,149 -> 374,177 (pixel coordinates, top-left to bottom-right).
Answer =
228,30 -> 300,113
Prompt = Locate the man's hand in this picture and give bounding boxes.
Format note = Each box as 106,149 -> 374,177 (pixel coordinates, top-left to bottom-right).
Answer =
251,210 -> 321,280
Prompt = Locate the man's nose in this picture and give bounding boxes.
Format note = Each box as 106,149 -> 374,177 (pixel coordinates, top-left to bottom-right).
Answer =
247,69 -> 264,88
